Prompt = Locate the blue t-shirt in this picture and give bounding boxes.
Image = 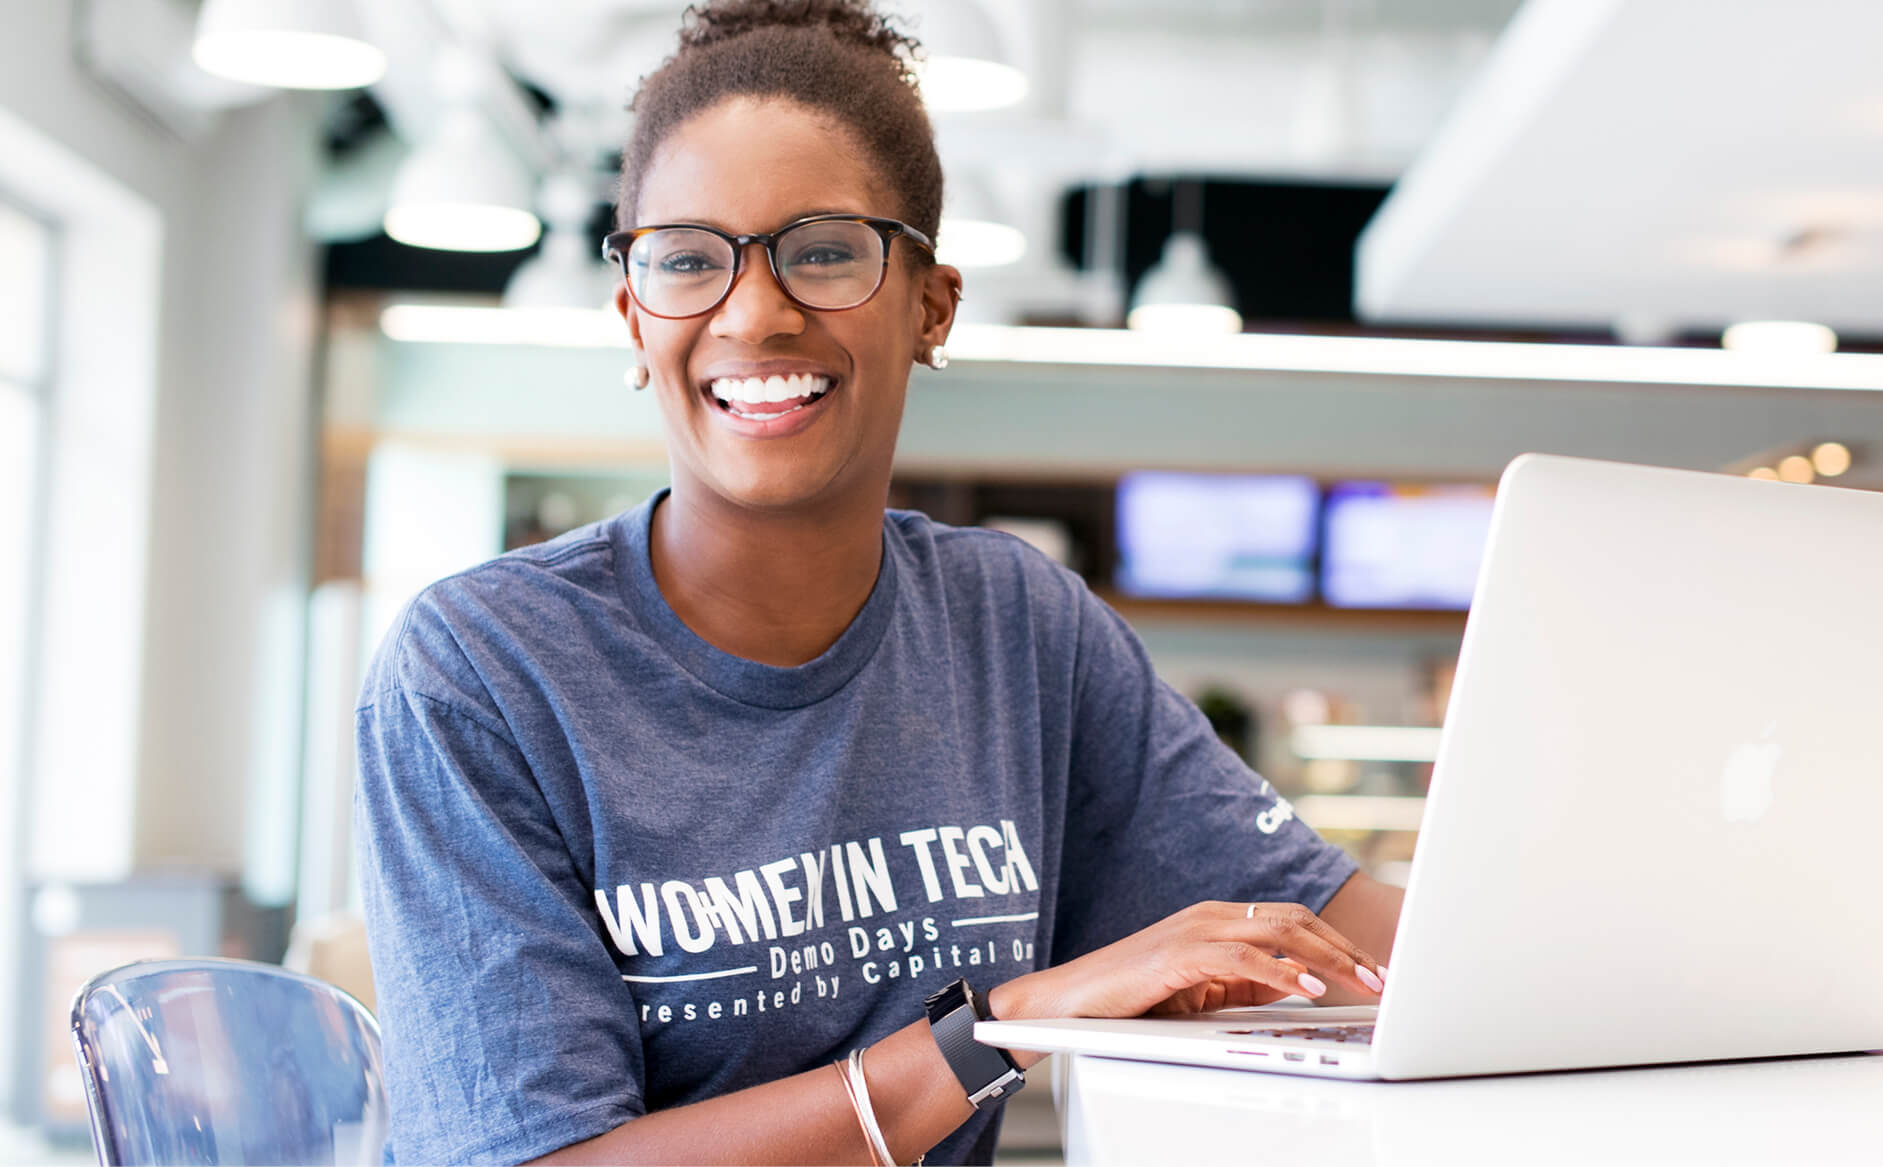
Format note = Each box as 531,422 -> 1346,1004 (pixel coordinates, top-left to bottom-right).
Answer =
354,492 -> 1357,1165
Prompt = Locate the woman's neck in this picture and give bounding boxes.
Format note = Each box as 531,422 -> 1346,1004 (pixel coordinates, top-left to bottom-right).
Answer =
649,484 -> 887,668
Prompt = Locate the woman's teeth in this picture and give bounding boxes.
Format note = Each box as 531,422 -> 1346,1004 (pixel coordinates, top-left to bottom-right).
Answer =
709,373 -> 833,421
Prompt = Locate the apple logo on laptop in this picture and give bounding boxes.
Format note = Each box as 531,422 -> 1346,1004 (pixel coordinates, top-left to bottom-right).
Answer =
1720,721 -> 1781,823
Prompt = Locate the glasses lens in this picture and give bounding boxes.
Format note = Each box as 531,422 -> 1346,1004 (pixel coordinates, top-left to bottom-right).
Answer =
776,220 -> 885,310
627,228 -> 734,316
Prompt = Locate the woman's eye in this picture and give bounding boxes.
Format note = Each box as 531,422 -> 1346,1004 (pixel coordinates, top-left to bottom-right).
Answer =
793,246 -> 857,267
659,252 -> 722,275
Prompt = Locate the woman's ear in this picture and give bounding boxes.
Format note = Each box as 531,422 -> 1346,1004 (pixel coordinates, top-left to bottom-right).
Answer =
915,262 -> 964,360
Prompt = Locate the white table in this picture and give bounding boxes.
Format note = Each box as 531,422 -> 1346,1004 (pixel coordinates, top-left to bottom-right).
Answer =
1050,1049 -> 1883,1166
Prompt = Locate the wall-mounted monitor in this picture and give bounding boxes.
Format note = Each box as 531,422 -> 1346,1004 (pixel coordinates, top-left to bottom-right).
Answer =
1321,482 -> 1496,610
1115,471 -> 1320,603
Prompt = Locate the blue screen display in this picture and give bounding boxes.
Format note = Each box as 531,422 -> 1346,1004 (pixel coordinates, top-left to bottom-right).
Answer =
1321,482 -> 1495,609
1115,472 -> 1320,603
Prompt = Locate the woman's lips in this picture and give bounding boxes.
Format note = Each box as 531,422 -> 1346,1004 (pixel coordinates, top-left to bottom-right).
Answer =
700,374 -> 838,437
719,393 -> 821,420
705,373 -> 833,414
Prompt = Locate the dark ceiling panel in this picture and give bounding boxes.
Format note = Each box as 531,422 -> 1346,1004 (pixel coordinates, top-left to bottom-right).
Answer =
1061,177 -> 1391,325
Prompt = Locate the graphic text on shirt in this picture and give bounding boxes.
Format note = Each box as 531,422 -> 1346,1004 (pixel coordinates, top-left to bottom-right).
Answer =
595,819 -> 1043,1029
593,819 -> 1039,960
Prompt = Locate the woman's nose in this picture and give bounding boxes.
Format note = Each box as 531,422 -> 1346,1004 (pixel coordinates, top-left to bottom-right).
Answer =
708,243 -> 805,342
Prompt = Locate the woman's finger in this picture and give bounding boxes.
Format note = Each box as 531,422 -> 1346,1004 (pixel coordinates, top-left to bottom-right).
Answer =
1226,902 -> 1386,995
1187,940 -> 1328,1000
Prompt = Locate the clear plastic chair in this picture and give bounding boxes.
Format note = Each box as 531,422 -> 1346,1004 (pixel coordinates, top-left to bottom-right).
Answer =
70,956 -> 388,1166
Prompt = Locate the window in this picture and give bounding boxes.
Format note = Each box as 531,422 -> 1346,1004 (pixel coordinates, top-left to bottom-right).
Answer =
0,193 -> 53,849
0,193 -> 53,1115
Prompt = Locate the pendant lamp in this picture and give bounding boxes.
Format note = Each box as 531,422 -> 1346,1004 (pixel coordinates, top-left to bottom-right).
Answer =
503,172 -> 615,310
904,0 -> 1028,112
383,52 -> 542,253
1127,183 -> 1242,334
192,0 -> 386,90
938,172 -> 1026,268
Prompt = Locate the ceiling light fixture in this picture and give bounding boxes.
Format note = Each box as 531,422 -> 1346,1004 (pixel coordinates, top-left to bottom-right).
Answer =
1128,181 -> 1242,334
503,172 -> 615,311
1721,320 -> 1838,355
905,0 -> 1028,112
1127,232 -> 1244,334
937,172 -> 1026,268
191,0 -> 386,90
384,53 -> 541,253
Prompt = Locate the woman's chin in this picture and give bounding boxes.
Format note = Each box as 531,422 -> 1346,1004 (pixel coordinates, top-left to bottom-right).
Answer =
705,465 -> 850,515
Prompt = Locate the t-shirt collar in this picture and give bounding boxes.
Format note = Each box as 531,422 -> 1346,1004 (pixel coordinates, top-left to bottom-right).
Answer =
613,488 -> 900,709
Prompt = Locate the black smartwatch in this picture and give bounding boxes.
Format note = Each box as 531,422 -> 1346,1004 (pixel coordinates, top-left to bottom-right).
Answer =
924,978 -> 1025,1108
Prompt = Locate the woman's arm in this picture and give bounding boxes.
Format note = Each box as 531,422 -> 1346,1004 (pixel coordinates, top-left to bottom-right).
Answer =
530,899 -> 1389,1164
530,1013 -> 969,1165
1308,870 -> 1405,1006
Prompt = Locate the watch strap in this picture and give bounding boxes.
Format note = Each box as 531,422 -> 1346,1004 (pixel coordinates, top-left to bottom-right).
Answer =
925,979 -> 1024,1108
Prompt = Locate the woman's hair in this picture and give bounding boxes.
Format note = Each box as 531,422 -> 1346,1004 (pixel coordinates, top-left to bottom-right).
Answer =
617,0 -> 943,254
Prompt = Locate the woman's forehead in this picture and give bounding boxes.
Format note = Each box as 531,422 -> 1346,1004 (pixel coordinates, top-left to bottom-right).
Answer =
637,97 -> 892,229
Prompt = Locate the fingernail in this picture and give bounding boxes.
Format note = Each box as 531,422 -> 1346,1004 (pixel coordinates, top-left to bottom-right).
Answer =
1356,965 -> 1384,993
1297,972 -> 1328,997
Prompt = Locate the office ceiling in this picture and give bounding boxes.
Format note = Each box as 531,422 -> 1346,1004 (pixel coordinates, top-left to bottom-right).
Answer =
331,0 -> 1883,341
352,0 -> 1516,321
1356,0 -> 1883,338
440,0 -> 1521,179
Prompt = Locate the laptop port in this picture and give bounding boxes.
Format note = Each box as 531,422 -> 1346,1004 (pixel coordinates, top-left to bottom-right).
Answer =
1320,1055 -> 1340,1065
1283,1052 -> 1305,1062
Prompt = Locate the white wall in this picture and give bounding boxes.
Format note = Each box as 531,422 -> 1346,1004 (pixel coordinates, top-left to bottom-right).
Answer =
0,1 -> 324,886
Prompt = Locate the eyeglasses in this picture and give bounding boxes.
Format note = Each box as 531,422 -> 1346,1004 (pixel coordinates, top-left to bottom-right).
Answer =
601,214 -> 936,319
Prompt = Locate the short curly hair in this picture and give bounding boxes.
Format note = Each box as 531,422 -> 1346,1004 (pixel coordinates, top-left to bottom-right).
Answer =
617,0 -> 943,256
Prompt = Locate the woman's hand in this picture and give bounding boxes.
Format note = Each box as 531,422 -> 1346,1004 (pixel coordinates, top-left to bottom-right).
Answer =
986,900 -> 1386,1046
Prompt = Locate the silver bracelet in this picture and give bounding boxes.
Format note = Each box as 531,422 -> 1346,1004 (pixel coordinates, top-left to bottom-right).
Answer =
834,1057 -> 885,1166
845,1046 -> 898,1167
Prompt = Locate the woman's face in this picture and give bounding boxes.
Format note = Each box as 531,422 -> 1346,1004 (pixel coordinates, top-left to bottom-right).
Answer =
618,97 -> 959,516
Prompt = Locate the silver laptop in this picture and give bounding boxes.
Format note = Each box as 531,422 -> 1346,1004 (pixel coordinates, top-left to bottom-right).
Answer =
980,454 -> 1883,1080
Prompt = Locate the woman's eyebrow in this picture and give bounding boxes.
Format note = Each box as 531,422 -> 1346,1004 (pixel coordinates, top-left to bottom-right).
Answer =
781,208 -> 857,223
651,209 -> 862,233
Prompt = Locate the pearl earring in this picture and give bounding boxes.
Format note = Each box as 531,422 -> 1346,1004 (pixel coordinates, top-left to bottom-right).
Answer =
626,352 -> 650,390
926,345 -> 949,370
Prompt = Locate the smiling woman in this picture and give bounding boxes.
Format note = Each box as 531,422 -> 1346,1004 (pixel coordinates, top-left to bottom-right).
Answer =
352,3 -> 1400,1165
614,89 -> 962,658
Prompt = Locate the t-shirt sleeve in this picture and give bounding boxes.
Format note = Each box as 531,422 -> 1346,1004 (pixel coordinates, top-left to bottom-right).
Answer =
1051,584 -> 1360,963
355,662 -> 645,1163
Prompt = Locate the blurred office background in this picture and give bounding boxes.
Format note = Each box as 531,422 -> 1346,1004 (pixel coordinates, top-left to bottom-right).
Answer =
4,0 -> 1882,1157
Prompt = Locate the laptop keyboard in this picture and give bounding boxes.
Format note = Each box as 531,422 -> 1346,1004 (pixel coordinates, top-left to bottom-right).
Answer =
1219,1024 -> 1375,1045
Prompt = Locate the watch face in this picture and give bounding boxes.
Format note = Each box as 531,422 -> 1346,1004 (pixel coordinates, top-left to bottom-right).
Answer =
927,977 -> 970,1012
